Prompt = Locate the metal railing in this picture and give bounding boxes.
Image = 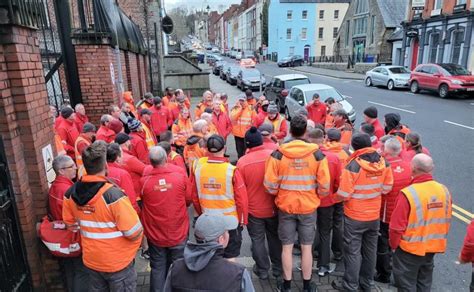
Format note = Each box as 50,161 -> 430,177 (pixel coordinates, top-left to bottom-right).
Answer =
0,0 -> 43,28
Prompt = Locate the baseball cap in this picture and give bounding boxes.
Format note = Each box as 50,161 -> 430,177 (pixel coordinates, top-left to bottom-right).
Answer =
258,123 -> 274,136
194,214 -> 238,242
206,134 -> 225,153
115,133 -> 131,145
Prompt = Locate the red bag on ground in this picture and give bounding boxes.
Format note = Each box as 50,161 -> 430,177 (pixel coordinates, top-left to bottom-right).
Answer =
38,216 -> 81,258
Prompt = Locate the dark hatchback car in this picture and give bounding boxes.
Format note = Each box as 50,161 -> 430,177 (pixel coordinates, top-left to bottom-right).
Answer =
263,74 -> 311,111
212,61 -> 226,75
277,55 -> 304,67
236,68 -> 265,91
226,65 -> 241,85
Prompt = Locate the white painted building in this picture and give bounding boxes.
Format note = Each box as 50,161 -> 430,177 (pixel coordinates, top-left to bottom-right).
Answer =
314,1 -> 349,57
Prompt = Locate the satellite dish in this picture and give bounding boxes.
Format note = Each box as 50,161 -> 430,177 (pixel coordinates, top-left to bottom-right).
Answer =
162,15 -> 174,34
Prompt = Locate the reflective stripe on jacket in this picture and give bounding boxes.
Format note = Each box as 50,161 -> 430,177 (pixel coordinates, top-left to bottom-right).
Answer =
172,117 -> 193,147
230,105 -> 256,138
74,135 -> 90,178
399,181 -> 452,256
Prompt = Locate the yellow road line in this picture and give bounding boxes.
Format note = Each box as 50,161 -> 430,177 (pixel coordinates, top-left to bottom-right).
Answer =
452,211 -> 471,224
453,204 -> 474,219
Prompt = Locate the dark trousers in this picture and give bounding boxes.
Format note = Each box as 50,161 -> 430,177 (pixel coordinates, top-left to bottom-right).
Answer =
247,214 -> 282,277
149,241 -> 186,292
234,136 -> 246,159
393,248 -> 435,292
376,221 -> 392,280
343,216 -> 379,292
331,202 -> 344,260
60,256 -> 89,292
87,260 -> 137,292
317,205 -> 335,268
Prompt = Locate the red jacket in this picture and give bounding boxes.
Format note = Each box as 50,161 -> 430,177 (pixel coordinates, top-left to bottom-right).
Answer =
401,147 -> 431,162
107,162 -> 139,212
169,151 -> 187,173
129,131 -> 150,164
371,119 -> 384,139
150,106 -> 172,136
48,175 -> 74,221
255,111 -> 268,127
120,149 -> 147,196
54,115 -> 64,132
306,102 -> 327,125
212,111 -> 233,139
74,113 -> 89,133
263,138 -> 279,151
236,145 -> 277,218
140,165 -> 192,247
96,125 -> 116,144
460,220 -> 474,263
319,149 -> 341,207
190,156 -> 249,224
380,155 -> 412,223
56,118 -> 80,159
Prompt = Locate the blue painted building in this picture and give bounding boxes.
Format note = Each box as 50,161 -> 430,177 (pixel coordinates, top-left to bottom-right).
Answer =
268,0 -> 317,62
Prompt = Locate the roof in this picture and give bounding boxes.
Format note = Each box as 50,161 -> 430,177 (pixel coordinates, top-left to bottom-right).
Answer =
274,74 -> 309,81
388,28 -> 404,42
376,0 -> 409,28
292,83 -> 334,91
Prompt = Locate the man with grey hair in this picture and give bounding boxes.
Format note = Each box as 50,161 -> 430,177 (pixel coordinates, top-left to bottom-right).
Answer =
96,114 -> 115,143
74,103 -> 89,133
140,146 -> 191,291
375,138 -> 412,283
389,154 -> 451,291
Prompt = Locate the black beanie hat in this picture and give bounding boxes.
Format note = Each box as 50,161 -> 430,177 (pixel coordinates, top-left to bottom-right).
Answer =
384,113 -> 401,132
245,126 -> 263,149
363,106 -> 378,119
60,107 -> 74,119
351,133 -> 372,150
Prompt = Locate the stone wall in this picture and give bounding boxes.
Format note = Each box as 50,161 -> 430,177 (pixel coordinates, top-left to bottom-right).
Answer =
311,62 -> 377,74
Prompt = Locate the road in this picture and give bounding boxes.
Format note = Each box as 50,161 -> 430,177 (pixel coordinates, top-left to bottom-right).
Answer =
209,58 -> 474,291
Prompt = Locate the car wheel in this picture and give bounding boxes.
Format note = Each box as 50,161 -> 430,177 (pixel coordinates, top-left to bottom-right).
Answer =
410,81 -> 420,93
439,84 -> 449,99
387,80 -> 395,90
365,77 -> 373,87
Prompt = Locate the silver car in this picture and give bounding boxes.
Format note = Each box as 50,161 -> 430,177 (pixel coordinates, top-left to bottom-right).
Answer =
285,84 -> 356,123
365,66 -> 411,90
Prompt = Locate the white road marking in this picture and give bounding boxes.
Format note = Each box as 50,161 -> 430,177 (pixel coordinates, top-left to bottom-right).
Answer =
470,103 -> 474,106
444,120 -> 474,130
405,93 -> 416,95
367,101 -> 416,114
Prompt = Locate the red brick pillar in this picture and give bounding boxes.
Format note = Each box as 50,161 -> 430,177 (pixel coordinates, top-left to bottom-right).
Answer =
0,24 -> 63,289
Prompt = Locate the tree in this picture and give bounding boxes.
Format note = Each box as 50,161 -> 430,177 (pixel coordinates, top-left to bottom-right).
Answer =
261,0 -> 269,47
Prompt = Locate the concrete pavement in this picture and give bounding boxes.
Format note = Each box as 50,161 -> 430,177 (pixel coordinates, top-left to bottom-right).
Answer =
264,61 -> 365,80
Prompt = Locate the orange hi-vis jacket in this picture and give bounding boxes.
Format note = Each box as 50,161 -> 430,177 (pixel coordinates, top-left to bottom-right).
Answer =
324,141 -> 350,167
193,157 -> 238,220
183,135 -> 206,170
62,175 -> 143,272
230,103 -> 256,138
194,102 -> 211,119
264,139 -> 331,214
74,135 -> 91,178
264,115 -> 288,141
335,148 -> 394,221
172,116 -> 193,147
399,180 -> 452,256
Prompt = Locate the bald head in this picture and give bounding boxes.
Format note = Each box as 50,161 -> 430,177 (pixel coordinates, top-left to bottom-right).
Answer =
411,154 -> 434,175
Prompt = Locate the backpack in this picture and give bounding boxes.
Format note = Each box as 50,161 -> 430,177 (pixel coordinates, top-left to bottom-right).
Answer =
38,216 -> 81,258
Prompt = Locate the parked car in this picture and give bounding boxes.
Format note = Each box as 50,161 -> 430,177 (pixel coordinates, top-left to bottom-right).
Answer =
226,65 -> 241,85
212,47 -> 220,53
236,68 -> 265,91
285,84 -> 356,122
220,63 -> 232,80
240,58 -> 256,68
229,51 -> 237,59
409,63 -> 474,98
207,54 -> 222,66
277,55 -> 304,67
235,51 -> 243,60
365,66 -> 411,90
213,61 -> 226,75
263,74 -> 311,112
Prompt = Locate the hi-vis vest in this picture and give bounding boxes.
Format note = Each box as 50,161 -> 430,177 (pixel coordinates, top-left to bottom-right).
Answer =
193,157 -> 238,219
74,136 -> 90,178
264,116 -> 284,133
399,181 -> 452,256
141,123 -> 156,150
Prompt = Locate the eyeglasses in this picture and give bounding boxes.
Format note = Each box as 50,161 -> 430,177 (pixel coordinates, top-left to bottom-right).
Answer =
61,165 -> 76,170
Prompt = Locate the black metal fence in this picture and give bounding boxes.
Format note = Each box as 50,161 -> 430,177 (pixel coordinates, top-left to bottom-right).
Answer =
313,54 -> 392,65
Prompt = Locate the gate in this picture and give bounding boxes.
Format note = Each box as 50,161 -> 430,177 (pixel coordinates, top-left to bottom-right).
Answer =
0,137 -> 32,291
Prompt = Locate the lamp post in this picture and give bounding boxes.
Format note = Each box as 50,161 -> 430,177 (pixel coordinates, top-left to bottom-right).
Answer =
203,5 -> 210,66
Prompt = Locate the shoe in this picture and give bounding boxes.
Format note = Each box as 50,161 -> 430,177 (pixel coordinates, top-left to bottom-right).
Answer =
317,266 -> 330,277
303,281 -> 318,292
276,281 -> 291,292
331,279 -> 345,291
252,265 -> 269,280
374,274 -> 391,283
140,249 -> 150,260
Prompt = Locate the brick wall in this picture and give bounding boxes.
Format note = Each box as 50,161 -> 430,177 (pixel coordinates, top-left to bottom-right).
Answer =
127,51 -> 140,100
408,0 -> 473,21
0,24 -> 63,290
117,0 -> 147,35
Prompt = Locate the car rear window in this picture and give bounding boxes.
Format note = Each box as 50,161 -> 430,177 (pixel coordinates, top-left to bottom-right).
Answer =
439,64 -> 470,76
284,78 -> 311,89
389,67 -> 410,74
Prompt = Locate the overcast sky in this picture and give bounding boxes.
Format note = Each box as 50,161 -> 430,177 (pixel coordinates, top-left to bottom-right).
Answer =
164,0 -> 241,13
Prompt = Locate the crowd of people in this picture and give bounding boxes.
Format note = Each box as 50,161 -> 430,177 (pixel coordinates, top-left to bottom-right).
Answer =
47,87 -> 473,292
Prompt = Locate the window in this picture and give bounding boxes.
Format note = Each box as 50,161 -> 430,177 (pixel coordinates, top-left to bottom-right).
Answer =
319,10 -> 325,19
334,10 -> 339,19
289,46 -> 295,55
434,0 -> 443,9
353,17 -> 368,36
301,28 -> 307,40
319,27 -> 324,39
370,15 -> 376,44
302,10 -> 308,19
355,0 -> 369,14
286,28 -> 292,39
321,46 -> 326,56
429,33 -> 440,63
457,0 -> 466,4
292,88 -> 305,104
451,30 -> 464,64
287,10 -> 293,20
345,20 -> 350,46
333,27 -> 338,38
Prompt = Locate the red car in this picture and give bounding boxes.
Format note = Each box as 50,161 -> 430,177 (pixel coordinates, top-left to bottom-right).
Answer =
409,63 -> 474,98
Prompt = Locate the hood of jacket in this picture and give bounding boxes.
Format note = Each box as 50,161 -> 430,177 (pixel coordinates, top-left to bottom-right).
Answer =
324,141 -> 344,152
279,139 -> 319,159
187,134 -> 202,146
348,147 -> 386,173
68,179 -> 106,206
183,241 -> 223,272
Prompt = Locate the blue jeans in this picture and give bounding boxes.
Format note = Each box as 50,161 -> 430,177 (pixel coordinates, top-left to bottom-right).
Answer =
149,240 -> 186,292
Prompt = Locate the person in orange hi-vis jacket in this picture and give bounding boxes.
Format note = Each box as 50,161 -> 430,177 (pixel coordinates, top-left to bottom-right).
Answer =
74,122 -> 96,179
264,115 -> 330,292
230,96 -> 257,158
331,133 -> 393,292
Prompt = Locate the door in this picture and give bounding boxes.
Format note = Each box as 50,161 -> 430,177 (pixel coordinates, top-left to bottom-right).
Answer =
379,68 -> 390,86
371,68 -> 381,85
411,37 -> 419,71
0,137 -> 32,291
304,46 -> 310,62
426,66 -> 440,89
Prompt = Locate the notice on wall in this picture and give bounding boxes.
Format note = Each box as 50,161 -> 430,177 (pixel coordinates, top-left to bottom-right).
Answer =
42,144 -> 55,188
412,0 -> 425,10
110,63 -> 115,85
